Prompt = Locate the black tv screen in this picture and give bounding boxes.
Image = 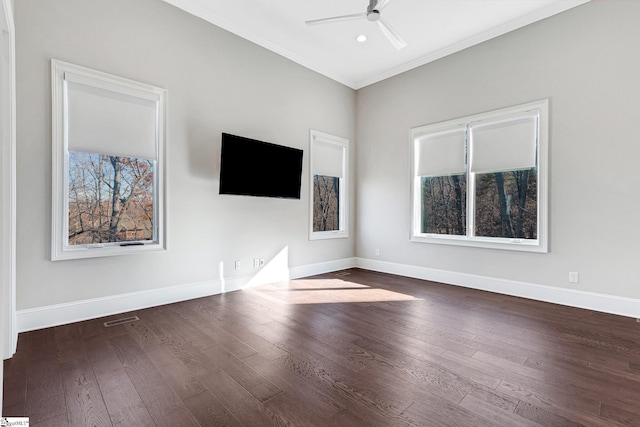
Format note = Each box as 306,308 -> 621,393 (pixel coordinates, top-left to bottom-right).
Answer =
219,133 -> 303,199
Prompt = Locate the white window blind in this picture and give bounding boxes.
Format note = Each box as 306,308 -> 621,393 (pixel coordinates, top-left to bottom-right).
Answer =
469,112 -> 538,174
414,127 -> 466,177
312,138 -> 344,178
65,72 -> 159,160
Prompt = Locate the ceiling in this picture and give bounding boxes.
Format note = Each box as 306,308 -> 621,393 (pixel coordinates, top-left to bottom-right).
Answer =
162,0 -> 590,90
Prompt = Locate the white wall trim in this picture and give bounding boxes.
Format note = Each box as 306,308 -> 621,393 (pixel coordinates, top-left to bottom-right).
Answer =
356,258 -> 640,319
290,257 -> 357,279
1,0 -> 17,361
20,255 -> 637,333
17,280 -> 220,333
16,257 -> 357,333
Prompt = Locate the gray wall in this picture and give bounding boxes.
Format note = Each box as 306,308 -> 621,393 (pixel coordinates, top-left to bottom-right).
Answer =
15,0 -> 640,314
15,0 -> 355,310
356,0 -> 640,299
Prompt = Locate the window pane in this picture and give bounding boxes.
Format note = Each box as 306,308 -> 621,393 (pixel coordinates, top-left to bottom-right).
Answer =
420,174 -> 466,235
68,152 -> 154,245
313,175 -> 340,232
475,168 -> 537,239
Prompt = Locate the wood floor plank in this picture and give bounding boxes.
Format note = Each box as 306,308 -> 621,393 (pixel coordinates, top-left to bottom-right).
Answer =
524,354 -> 640,408
109,334 -> 199,427
182,390 -> 243,427
169,301 -> 288,360
264,391 -> 337,426
599,402 -> 640,426
200,368 -> 285,426
122,314 -> 165,350
277,346 -> 417,422
24,356 -> 67,424
513,400 -> 584,427
475,349 -> 640,412
200,344 -> 282,402
31,413 -> 70,427
2,352 -> 28,409
496,380 -> 610,426
1,402 -> 26,418
326,409 -> 371,427
401,398 -> 496,427
174,302 -> 259,359
97,371 -> 156,427
243,351 -> 345,418
143,344 -> 209,400
347,329 -> 519,414
458,393 -> 538,426
59,358 -> 112,427
85,333 -> 126,381
5,268 -> 640,426
145,305 -> 219,350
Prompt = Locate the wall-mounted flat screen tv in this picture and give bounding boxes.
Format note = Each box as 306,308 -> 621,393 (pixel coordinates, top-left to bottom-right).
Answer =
219,133 -> 303,199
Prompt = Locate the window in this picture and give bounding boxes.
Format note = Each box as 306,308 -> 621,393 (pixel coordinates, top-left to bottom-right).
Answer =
51,60 -> 166,260
411,100 -> 548,252
309,130 -> 348,240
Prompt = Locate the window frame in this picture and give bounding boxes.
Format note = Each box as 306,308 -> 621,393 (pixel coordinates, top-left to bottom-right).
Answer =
309,129 -> 349,240
410,99 -> 548,253
51,59 -> 167,261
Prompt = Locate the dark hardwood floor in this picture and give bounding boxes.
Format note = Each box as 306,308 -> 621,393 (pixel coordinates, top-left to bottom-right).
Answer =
3,268 -> 640,426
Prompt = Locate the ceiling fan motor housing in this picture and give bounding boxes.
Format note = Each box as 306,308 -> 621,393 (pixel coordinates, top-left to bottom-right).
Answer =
367,10 -> 381,21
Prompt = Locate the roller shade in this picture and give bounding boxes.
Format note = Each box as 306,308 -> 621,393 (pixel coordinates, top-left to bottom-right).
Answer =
312,139 -> 344,178
469,113 -> 538,174
65,72 -> 159,160
415,127 -> 466,177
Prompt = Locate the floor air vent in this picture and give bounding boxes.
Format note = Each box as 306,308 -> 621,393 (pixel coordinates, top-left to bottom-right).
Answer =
334,271 -> 351,277
103,316 -> 140,327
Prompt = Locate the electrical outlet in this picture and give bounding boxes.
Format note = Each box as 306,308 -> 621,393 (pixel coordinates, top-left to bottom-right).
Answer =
234,260 -> 241,270
568,272 -> 579,283
253,258 -> 260,268
375,248 -> 380,256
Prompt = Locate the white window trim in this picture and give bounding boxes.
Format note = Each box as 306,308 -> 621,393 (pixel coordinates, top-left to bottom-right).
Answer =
309,129 -> 349,240
410,99 -> 548,253
51,59 -> 167,261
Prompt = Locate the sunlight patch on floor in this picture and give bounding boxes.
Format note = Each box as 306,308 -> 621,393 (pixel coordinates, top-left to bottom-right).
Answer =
251,278 -> 421,305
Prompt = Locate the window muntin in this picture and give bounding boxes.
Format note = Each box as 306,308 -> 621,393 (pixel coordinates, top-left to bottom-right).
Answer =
411,100 -> 548,252
52,59 -> 166,260
310,130 -> 348,240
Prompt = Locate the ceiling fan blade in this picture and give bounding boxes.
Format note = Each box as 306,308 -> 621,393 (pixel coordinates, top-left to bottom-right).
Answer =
375,0 -> 392,11
306,13 -> 366,26
377,18 -> 407,50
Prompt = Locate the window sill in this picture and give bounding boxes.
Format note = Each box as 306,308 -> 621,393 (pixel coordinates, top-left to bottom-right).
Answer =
52,242 -> 166,261
410,234 -> 547,253
310,231 -> 349,241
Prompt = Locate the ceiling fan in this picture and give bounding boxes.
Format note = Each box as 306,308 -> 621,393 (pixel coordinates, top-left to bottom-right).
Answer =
305,0 -> 408,50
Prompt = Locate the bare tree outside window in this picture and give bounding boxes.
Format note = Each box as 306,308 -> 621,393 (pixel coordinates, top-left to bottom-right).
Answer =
68,152 -> 154,245
421,174 -> 466,235
313,175 -> 340,232
475,168 -> 537,239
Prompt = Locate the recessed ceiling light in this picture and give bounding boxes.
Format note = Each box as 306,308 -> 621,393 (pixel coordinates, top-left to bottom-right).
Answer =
356,34 -> 367,43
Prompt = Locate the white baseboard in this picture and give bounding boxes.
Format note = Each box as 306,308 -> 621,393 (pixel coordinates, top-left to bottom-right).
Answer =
17,279 -> 220,333
16,257 -> 358,333
289,257 -> 357,279
18,256 -> 638,332
355,258 -> 640,319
